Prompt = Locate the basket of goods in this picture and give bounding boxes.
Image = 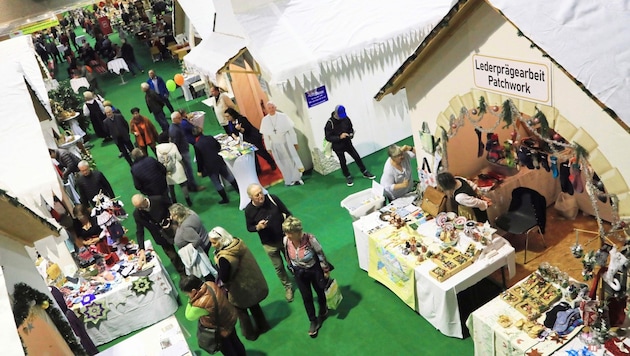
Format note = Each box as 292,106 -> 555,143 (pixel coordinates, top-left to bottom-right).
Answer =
57,130 -> 76,145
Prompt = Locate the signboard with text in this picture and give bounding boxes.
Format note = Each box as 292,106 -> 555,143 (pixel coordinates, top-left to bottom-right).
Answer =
472,54 -> 550,103
305,86 -> 328,108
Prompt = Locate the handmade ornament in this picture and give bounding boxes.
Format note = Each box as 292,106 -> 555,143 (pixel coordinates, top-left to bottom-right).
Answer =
131,276 -> 153,296
41,300 -> 49,309
82,300 -> 108,325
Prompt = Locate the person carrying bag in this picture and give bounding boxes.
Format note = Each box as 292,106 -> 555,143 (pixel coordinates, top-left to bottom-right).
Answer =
180,276 -> 246,356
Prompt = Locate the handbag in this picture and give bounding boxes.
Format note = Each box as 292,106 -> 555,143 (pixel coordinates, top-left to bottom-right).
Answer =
197,284 -> 222,354
420,121 -> 435,154
420,186 -> 447,217
325,278 -> 343,310
418,157 -> 436,192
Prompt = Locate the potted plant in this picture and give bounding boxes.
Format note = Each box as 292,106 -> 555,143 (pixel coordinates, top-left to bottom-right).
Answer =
48,80 -> 90,133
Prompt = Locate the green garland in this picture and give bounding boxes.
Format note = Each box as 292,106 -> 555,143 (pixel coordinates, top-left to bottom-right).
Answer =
12,283 -> 87,356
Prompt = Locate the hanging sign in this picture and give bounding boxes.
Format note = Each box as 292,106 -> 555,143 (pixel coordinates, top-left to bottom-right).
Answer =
305,86 -> 328,108
98,16 -> 113,36
472,54 -> 550,104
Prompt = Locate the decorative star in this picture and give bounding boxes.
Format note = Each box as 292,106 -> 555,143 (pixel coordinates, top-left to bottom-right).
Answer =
526,348 -> 543,356
131,276 -> 153,296
550,333 -> 567,344
82,300 -> 108,325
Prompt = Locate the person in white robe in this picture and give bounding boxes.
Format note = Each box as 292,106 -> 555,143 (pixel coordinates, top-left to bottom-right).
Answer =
259,102 -> 304,185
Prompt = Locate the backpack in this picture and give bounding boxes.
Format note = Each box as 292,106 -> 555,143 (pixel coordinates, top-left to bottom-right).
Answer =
159,152 -> 176,174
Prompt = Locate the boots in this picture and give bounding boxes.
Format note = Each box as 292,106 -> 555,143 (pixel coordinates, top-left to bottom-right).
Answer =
218,188 -> 229,204
250,304 -> 271,334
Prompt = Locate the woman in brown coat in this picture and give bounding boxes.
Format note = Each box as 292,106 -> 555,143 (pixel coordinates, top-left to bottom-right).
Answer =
209,226 -> 270,341
180,275 -> 246,356
129,107 -> 159,156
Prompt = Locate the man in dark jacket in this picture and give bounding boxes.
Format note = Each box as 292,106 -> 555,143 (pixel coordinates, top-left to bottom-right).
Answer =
104,106 -> 134,165
244,183 -> 294,301
120,39 -> 144,76
169,111 -> 203,193
146,69 -> 174,113
76,161 -> 115,206
130,148 -> 169,198
141,82 -> 169,132
324,105 -> 376,187
50,148 -> 81,180
131,193 -> 185,275
193,127 -> 236,204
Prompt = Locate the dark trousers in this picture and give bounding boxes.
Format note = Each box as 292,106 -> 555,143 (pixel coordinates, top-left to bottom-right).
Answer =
220,329 -> 246,356
294,263 -> 327,322
180,150 -> 199,191
161,242 -> 185,274
208,164 -> 237,191
235,304 -> 270,340
114,137 -> 134,165
125,59 -> 144,75
255,148 -> 276,172
153,111 -> 169,132
163,96 -> 174,113
334,143 -> 367,178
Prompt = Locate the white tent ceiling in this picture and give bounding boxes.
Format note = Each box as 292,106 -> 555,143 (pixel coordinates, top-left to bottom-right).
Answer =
232,0 -> 458,86
178,0 -> 248,82
488,0 -> 630,127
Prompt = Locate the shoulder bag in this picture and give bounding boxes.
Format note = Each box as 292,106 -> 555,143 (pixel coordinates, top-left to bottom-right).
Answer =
197,284 -> 222,354
420,121 -> 435,154
420,186 -> 446,217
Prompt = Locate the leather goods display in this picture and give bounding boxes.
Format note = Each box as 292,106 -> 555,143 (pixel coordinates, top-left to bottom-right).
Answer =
421,186 -> 446,217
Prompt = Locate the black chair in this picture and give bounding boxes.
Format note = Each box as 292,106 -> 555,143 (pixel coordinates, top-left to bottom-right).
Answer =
495,187 -> 547,264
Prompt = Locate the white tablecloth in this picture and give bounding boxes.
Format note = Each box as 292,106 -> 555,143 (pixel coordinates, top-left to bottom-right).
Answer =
466,273 -> 584,356
70,77 -> 90,94
107,58 -> 130,75
181,74 -> 201,101
74,256 -> 179,345
353,208 -> 516,338
216,135 -> 266,210
97,315 -> 192,356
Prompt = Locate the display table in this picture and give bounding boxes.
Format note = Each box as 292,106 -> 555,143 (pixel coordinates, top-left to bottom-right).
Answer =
97,315 -> 192,356
181,74 -> 201,101
216,134 -> 266,210
353,200 -> 516,338
59,112 -> 86,139
107,58 -> 130,84
466,272 -> 583,356
482,167 -> 560,223
70,77 -> 90,94
70,254 -> 179,346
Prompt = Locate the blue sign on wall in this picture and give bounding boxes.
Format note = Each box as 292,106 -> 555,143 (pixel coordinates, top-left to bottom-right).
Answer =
305,86 -> 328,108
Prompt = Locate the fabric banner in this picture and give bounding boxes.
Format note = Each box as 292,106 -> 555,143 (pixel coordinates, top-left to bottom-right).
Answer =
367,227 -> 416,309
98,17 -> 112,36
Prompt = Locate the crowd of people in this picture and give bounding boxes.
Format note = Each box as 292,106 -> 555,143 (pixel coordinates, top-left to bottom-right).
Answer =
42,5 -> 498,354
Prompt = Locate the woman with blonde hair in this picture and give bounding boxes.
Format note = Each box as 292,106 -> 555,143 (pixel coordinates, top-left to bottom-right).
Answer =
209,227 -> 270,341
282,216 -> 331,338
169,203 -> 210,254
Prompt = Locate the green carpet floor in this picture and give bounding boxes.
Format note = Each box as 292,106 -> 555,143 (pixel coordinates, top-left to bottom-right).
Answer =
70,27 -> 476,355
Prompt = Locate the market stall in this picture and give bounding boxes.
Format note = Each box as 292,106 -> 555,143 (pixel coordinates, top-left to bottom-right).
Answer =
353,197 -> 516,338
467,267 -> 584,355
66,250 -> 178,346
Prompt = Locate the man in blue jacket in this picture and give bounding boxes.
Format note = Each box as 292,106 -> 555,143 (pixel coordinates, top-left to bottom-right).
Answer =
147,69 -> 174,113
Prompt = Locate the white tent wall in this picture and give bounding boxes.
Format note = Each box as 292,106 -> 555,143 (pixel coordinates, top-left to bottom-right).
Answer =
0,233 -> 57,356
401,3 -> 630,218
265,48 -> 414,174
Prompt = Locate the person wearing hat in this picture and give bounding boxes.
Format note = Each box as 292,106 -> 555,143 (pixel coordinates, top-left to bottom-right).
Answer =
324,105 -> 376,186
